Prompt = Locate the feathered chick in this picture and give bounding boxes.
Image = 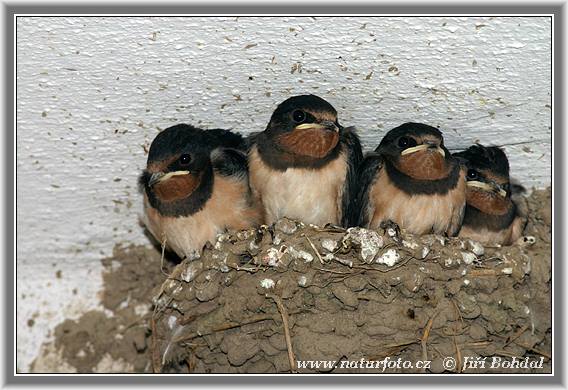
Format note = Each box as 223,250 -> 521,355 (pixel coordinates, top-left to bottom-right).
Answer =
357,122 -> 466,236
139,124 -> 261,260
248,94 -> 363,227
453,144 -> 527,245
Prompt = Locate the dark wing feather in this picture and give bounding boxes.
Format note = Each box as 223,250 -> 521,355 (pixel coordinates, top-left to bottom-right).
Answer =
354,152 -> 383,227
339,128 -> 364,228
211,148 -> 249,179
207,129 -> 248,151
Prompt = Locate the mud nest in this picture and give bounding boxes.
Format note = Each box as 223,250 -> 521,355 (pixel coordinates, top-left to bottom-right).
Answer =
150,189 -> 551,374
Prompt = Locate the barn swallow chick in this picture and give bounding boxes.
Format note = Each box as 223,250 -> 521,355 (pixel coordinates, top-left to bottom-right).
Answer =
140,124 -> 261,260
453,144 -> 527,245
357,123 -> 466,236
248,94 -> 363,227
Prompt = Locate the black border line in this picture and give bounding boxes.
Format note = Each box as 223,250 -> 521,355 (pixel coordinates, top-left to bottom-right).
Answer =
7,4 -> 561,387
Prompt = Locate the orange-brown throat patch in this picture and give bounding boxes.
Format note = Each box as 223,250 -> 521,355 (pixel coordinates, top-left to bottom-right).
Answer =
153,172 -> 201,202
466,187 -> 511,215
276,127 -> 339,158
396,150 -> 450,180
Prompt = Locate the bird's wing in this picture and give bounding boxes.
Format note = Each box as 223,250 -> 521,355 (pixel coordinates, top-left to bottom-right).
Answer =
211,147 -> 249,179
355,151 -> 384,227
207,128 -> 248,151
339,127 -> 364,228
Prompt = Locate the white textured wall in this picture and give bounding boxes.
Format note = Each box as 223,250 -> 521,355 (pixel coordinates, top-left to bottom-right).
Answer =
16,16 -> 551,370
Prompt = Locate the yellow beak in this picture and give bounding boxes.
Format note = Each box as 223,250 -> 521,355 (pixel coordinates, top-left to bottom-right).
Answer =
148,170 -> 190,186
294,122 -> 339,132
467,180 -> 507,197
400,144 -> 445,157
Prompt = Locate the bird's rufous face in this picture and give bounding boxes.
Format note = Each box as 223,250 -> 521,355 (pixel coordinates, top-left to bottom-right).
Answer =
464,167 -> 510,215
393,133 -> 450,181
145,150 -> 205,203
273,108 -> 340,159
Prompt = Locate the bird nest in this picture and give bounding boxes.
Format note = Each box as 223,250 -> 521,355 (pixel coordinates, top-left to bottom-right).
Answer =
149,189 -> 551,374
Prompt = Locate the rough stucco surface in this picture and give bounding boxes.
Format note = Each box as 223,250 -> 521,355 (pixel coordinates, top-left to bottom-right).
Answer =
16,16 -> 551,371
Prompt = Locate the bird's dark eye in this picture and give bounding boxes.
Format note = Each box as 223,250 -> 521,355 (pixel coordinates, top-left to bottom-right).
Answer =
292,110 -> 306,123
398,137 -> 417,148
179,154 -> 191,165
467,169 -> 478,180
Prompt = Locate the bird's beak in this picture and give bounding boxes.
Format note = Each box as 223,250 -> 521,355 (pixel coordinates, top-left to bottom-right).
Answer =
467,180 -> 507,197
295,120 -> 339,133
148,171 -> 190,187
401,143 -> 446,157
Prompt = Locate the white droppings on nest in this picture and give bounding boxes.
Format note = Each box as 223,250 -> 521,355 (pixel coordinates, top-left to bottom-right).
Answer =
236,229 -> 255,240
502,267 -> 513,275
263,246 -> 290,266
118,297 -> 130,310
463,279 -> 471,286
248,241 -> 260,251
134,303 -> 150,317
167,315 -> 177,329
523,257 -> 532,275
287,246 -> 313,263
345,227 -> 384,263
260,278 -> 275,289
181,260 -> 202,283
321,239 -> 338,253
461,251 -> 477,265
272,234 -> 283,245
402,240 -> 419,250
518,235 -> 537,246
214,232 -> 231,248
376,248 -> 400,267
212,252 -> 228,262
263,248 -> 281,267
468,240 -> 485,256
298,275 -> 308,287
186,249 -> 201,261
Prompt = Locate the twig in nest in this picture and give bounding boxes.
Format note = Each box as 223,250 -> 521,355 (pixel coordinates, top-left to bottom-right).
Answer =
502,324 -> 529,348
357,291 -> 399,304
267,293 -> 298,373
303,234 -> 324,264
468,269 -> 498,277
173,310 -> 305,343
367,339 -> 420,360
453,335 -> 462,373
494,349 -> 523,359
420,310 -> 439,372
451,299 -> 464,326
150,316 -> 162,373
333,256 -> 353,268
314,267 -> 353,275
513,341 -> 552,360
351,255 -> 412,273
313,226 -> 346,233
160,236 -> 170,277
463,341 -> 492,348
